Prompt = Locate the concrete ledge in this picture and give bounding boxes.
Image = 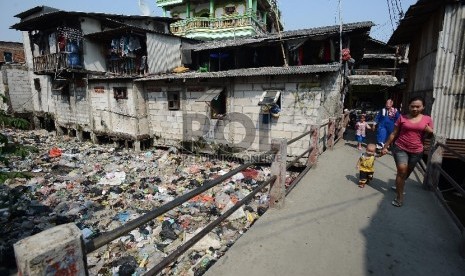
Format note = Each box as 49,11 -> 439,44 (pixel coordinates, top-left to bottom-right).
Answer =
14,223 -> 87,276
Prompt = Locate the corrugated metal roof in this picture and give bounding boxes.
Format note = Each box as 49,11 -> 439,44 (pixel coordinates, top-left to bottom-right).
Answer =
14,6 -> 60,19
388,0 -> 460,45
136,64 -> 340,81
347,75 -> 399,87
186,21 -> 374,51
84,26 -> 149,40
195,88 -> 223,102
11,8 -> 176,31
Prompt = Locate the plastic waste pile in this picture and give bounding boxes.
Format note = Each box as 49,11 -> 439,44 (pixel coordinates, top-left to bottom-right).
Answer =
0,129 -> 299,275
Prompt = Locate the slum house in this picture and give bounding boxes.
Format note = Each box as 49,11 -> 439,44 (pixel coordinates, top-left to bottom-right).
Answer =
155,0 -> 283,40
345,37 -> 405,115
12,6 -> 188,147
137,22 -> 373,156
0,41 -> 31,115
389,0 -> 465,155
11,6 -> 193,150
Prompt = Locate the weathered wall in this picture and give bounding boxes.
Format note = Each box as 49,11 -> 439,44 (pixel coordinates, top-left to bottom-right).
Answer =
54,79 -> 91,130
0,42 -> 25,63
0,64 -> 32,113
22,32 -> 56,115
0,67 -> 7,111
144,72 -> 341,155
89,81 -> 140,138
432,3 -> 465,139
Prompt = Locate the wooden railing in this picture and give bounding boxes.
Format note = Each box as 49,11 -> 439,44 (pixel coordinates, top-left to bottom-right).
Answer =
33,53 -> 71,72
107,57 -> 139,75
353,69 -> 396,76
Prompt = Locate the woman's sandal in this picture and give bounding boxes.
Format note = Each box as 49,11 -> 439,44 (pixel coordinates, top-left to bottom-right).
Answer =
392,198 -> 403,207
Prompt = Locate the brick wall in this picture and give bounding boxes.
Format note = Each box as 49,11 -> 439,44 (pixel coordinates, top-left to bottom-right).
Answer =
0,42 -> 25,63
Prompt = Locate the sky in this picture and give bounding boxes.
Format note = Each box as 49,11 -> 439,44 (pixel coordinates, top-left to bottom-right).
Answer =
0,0 -> 417,43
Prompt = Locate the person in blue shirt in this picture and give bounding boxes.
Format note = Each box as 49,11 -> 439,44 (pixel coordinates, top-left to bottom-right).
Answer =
374,99 -> 400,149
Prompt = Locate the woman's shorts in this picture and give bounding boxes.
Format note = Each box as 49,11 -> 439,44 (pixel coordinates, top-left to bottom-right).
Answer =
392,144 -> 423,169
355,135 -> 365,143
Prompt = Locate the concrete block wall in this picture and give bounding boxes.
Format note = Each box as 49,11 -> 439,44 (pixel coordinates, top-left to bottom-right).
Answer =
227,74 -> 332,155
54,81 -> 91,129
1,65 -> 33,113
31,75 -> 54,114
143,72 -> 342,156
89,81 -> 139,137
147,88 -> 185,143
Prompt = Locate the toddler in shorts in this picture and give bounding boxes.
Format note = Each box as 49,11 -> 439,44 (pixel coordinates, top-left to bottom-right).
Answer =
356,143 -> 377,188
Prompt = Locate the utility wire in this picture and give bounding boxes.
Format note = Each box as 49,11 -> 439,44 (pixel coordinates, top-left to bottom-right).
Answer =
386,0 -> 395,32
397,0 -> 405,20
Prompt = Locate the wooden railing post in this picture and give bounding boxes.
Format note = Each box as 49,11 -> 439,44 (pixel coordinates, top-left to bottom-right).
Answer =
424,135 -> 445,190
328,117 -> 336,150
269,138 -> 287,209
308,125 -> 320,167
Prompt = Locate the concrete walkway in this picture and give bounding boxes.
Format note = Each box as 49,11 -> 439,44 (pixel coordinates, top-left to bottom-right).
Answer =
206,140 -> 465,276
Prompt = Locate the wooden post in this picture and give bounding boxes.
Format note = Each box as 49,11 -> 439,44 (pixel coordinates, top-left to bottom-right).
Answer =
424,136 -> 445,190
91,132 -> 98,144
339,112 -> 347,141
134,140 -> 141,152
328,117 -> 336,150
269,138 -> 287,209
307,125 -> 320,167
76,130 -> 84,142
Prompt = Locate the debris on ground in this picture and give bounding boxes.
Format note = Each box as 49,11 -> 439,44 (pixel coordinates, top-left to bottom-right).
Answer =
0,129 -> 300,275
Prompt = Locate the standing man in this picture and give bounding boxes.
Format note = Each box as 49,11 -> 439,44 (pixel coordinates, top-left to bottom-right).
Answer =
374,99 -> 400,149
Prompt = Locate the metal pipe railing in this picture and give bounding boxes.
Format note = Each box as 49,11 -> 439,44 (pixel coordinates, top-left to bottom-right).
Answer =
431,186 -> 465,233
437,142 -> 465,163
286,147 -> 312,170
144,175 -> 277,275
85,120 -> 334,272
86,149 -> 278,253
286,166 -> 311,195
435,164 -> 465,197
287,129 -> 313,146
86,161 -> 252,253
424,137 -> 465,234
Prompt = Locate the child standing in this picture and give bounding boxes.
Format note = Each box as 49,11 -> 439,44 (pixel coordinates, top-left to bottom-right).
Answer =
356,143 -> 377,188
355,115 -> 371,150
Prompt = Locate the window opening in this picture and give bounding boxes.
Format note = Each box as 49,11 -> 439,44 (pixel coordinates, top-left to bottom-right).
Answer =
168,91 -> 180,110
225,6 -> 236,15
114,87 -> 128,99
195,88 -> 226,119
3,52 -> 12,63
